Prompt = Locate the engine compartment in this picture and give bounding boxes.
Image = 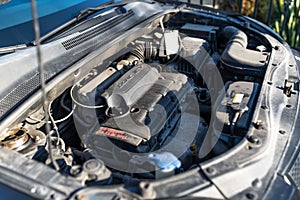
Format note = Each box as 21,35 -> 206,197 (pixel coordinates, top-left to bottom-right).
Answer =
0,8 -> 271,186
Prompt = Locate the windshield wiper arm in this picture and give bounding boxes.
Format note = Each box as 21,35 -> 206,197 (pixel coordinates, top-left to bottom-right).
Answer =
34,0 -> 136,45
0,44 -> 27,55
75,0 -> 116,21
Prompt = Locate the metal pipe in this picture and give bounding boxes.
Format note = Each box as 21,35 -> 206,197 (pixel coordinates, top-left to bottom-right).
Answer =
30,0 -> 59,171
253,0 -> 259,18
239,0 -> 243,14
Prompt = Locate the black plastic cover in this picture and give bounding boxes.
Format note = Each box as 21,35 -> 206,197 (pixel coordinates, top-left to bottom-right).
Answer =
180,23 -> 219,51
178,36 -> 210,84
221,39 -> 269,77
215,81 -> 260,137
99,63 -> 188,146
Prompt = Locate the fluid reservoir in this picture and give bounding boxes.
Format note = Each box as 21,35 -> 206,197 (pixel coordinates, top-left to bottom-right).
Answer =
148,152 -> 181,179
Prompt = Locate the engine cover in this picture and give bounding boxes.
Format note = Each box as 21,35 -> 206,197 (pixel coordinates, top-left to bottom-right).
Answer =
95,63 -> 189,147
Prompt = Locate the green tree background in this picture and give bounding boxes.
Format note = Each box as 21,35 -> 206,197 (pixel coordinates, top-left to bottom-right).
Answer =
218,0 -> 300,48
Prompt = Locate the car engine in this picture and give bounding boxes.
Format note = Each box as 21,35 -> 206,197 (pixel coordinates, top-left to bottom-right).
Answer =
0,8 -> 270,186
75,62 -> 190,150
68,33 -> 211,174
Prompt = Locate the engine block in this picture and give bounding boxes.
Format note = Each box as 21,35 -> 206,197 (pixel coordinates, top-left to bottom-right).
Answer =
98,63 -> 189,147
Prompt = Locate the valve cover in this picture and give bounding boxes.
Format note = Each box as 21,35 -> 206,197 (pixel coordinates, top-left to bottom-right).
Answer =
97,63 -> 189,146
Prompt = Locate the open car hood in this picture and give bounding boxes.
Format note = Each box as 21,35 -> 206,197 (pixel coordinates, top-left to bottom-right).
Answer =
0,1 -> 300,199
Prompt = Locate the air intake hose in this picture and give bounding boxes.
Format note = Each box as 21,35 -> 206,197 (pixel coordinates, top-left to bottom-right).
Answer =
220,26 -> 268,77
221,26 -> 248,48
130,41 -> 158,62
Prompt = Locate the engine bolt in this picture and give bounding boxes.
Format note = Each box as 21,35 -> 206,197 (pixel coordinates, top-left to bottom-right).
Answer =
247,135 -> 260,144
279,130 -> 286,135
246,192 -> 256,200
139,181 -> 154,198
206,167 -> 216,175
254,120 -> 263,129
252,178 -> 262,188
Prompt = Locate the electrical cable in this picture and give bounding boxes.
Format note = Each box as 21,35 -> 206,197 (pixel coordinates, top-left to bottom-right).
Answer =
70,84 -> 106,109
48,101 -> 61,146
28,104 -> 76,124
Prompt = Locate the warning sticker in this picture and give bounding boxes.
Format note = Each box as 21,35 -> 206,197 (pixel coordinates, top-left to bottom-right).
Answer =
232,93 -> 244,104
